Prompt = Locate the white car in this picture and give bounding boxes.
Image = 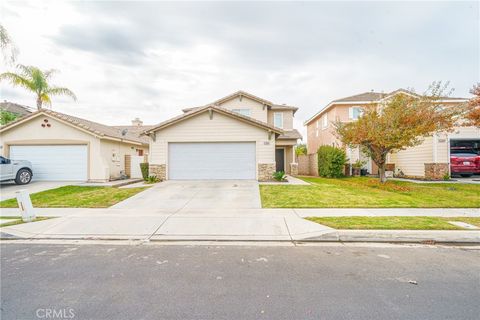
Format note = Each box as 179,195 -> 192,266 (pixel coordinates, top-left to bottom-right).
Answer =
0,156 -> 33,184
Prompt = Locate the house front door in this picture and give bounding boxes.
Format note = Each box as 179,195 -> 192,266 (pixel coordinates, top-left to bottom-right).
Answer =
275,148 -> 285,172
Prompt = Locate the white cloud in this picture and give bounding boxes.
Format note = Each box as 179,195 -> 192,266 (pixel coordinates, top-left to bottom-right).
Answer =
1,0 -> 478,143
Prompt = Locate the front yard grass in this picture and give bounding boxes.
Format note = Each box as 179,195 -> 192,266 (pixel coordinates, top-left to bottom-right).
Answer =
0,186 -> 147,208
306,216 -> 480,230
260,176 -> 480,208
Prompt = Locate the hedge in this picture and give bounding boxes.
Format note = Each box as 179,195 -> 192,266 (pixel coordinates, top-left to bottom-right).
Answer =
317,145 -> 347,178
140,163 -> 149,180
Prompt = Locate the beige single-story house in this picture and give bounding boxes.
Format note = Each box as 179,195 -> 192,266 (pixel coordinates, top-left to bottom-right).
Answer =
144,91 -> 302,181
0,110 -> 149,182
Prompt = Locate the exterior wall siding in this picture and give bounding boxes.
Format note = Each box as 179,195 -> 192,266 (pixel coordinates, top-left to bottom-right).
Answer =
218,96 -> 268,123
389,137 -> 434,177
306,105 -> 361,154
267,110 -> 293,130
100,140 -> 145,180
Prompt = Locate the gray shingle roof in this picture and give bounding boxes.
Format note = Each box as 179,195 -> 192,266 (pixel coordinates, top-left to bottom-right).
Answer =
277,129 -> 302,140
145,104 -> 283,135
332,92 -> 386,102
305,88 -> 469,125
0,101 -> 34,116
0,109 -> 149,145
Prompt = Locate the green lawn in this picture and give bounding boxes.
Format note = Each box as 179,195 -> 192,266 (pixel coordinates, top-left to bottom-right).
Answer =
306,216 -> 480,230
0,186 -> 147,208
260,176 -> 480,208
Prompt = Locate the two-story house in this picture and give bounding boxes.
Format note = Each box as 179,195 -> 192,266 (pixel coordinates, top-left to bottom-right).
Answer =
144,91 -> 302,181
304,89 -> 476,179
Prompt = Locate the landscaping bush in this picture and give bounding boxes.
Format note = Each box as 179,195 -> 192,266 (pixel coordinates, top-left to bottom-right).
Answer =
146,175 -> 160,184
140,163 -> 149,180
272,171 -> 287,181
317,145 -> 347,178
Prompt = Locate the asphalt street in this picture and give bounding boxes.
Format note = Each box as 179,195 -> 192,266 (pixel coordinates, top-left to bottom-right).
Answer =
1,242 -> 479,320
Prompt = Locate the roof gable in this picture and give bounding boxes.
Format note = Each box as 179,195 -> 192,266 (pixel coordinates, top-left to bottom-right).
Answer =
213,90 -> 274,107
145,105 -> 283,135
182,90 -> 298,114
0,109 -> 148,145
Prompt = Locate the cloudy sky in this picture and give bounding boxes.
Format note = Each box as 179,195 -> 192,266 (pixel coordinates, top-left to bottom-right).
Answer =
1,1 -> 478,138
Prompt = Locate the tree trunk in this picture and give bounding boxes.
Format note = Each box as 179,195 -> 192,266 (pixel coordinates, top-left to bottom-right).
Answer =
36,96 -> 42,110
368,147 -> 388,183
379,164 -> 387,183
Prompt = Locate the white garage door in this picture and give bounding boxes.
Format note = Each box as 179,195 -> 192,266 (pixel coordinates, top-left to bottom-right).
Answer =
9,145 -> 88,181
169,142 -> 256,180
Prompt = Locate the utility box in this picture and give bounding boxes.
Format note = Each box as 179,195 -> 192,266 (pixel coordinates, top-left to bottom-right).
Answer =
16,190 -> 36,222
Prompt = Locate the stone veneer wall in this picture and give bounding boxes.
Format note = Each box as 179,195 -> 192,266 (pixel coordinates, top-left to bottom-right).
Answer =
424,163 -> 449,180
149,164 -> 166,181
258,163 -> 276,181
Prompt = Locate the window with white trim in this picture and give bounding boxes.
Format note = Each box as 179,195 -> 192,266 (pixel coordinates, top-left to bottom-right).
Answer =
322,114 -> 328,129
349,106 -> 364,120
232,109 -> 251,117
274,112 -> 283,128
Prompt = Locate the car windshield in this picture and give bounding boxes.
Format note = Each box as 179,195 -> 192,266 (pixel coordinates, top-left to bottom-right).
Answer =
451,153 -> 477,157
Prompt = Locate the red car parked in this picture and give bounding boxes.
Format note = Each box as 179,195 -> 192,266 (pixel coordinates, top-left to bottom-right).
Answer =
450,151 -> 480,177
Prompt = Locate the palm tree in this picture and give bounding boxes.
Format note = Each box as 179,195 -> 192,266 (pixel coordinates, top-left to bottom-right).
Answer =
0,65 -> 77,109
0,24 -> 18,65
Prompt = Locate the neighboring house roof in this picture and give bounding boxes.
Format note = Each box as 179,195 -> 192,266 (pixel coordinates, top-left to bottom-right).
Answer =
304,88 -> 469,125
112,125 -> 155,137
277,129 -> 302,140
332,92 -> 386,103
0,101 -> 34,116
145,104 -> 283,135
0,109 -> 149,145
182,90 -> 298,114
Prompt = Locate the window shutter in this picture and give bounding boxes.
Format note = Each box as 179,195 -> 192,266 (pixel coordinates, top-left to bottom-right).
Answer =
348,107 -> 353,119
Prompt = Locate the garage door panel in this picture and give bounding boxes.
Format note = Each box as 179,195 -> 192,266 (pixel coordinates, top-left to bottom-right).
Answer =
169,142 -> 255,180
9,145 -> 88,181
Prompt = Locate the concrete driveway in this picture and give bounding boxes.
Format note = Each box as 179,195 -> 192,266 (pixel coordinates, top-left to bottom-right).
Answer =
113,180 -> 262,210
0,181 -> 74,201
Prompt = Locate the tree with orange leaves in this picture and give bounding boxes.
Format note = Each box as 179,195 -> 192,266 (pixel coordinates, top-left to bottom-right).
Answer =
335,82 -> 464,183
465,83 -> 480,127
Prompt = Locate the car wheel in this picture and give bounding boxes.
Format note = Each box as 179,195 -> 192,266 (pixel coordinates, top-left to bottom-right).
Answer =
15,169 -> 32,185
460,174 -> 473,178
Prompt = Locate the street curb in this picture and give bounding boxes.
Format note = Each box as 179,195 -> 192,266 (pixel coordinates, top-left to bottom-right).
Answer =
300,230 -> 480,244
1,236 -> 479,244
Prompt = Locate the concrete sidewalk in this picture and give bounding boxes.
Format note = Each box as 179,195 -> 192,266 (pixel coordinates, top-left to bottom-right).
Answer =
0,209 -> 334,241
1,207 -> 479,243
1,207 -> 478,218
